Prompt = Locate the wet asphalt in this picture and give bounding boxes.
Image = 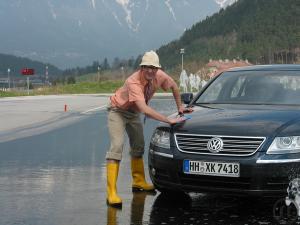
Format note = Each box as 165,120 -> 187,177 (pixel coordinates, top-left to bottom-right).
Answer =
0,98 -> 299,225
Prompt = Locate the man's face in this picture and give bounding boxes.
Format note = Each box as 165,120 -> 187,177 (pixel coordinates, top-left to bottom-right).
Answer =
141,66 -> 158,81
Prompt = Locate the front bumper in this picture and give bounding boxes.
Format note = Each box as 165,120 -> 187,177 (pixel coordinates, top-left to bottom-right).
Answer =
148,147 -> 300,196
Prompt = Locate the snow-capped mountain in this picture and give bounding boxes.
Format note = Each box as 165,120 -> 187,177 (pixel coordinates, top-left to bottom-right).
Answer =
0,0 -> 237,69
215,0 -> 238,8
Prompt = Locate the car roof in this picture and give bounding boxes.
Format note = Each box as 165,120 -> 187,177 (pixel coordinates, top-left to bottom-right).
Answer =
227,64 -> 300,72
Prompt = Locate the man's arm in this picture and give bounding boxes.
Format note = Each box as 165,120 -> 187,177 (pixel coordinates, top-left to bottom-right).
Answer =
134,100 -> 184,124
170,81 -> 194,114
170,82 -> 184,113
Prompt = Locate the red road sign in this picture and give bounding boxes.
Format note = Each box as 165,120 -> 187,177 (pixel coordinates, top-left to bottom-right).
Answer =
21,68 -> 35,75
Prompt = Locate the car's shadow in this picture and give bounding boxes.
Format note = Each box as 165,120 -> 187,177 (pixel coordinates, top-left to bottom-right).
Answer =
148,192 -> 299,225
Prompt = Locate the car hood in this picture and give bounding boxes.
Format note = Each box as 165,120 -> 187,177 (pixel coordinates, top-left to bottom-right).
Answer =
170,104 -> 300,137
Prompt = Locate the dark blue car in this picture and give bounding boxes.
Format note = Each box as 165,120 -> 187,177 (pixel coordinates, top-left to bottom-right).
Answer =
148,64 -> 300,196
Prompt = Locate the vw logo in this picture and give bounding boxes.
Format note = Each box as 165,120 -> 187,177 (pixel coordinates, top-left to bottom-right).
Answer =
207,137 -> 223,153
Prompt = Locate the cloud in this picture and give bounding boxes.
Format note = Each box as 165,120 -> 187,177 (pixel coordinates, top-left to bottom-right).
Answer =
78,20 -> 82,27
47,1 -> 57,20
91,0 -> 96,9
165,0 -> 176,21
145,0 -> 150,11
183,0 -> 190,6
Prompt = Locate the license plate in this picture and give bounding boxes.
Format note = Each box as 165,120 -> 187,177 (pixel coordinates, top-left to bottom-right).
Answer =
183,160 -> 240,177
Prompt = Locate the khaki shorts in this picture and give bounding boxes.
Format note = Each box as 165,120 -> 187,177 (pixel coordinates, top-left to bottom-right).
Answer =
105,107 -> 145,161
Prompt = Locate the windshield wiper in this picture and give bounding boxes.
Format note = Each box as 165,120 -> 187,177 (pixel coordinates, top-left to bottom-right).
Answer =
193,102 -> 218,108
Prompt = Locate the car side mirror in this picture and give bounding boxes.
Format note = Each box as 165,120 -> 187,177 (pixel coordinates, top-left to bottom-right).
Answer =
181,93 -> 193,104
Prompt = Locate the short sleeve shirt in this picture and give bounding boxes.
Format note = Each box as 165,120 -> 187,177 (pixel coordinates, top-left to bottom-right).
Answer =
110,69 -> 175,111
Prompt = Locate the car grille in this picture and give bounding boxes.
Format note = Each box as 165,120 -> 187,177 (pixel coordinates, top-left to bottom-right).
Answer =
175,133 -> 265,156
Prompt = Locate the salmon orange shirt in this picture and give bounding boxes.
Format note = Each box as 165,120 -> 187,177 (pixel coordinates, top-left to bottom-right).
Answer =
110,69 -> 175,111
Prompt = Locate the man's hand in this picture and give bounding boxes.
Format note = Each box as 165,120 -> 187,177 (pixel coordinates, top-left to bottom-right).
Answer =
178,105 -> 194,115
167,117 -> 187,125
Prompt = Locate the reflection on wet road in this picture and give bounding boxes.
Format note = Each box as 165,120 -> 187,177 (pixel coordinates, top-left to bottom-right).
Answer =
107,192 -> 299,225
150,193 -> 299,225
0,98 -> 299,225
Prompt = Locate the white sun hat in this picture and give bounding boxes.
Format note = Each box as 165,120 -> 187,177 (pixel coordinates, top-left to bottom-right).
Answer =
140,50 -> 161,68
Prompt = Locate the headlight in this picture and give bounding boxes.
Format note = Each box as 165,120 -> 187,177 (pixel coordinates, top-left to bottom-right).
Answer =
267,136 -> 300,154
150,129 -> 170,148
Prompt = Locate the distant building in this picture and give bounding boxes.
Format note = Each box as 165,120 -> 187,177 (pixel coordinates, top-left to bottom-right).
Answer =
0,77 -> 9,90
206,59 -> 252,78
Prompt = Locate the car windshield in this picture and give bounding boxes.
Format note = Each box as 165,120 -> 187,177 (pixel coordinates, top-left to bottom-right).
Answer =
196,70 -> 300,105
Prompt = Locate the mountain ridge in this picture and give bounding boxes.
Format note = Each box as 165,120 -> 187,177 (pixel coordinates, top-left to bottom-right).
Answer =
0,0 -> 227,69
0,53 -> 61,77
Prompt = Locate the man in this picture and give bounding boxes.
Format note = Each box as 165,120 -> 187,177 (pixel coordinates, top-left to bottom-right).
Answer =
106,50 -> 189,207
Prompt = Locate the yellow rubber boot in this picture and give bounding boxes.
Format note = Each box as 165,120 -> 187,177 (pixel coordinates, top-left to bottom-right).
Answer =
131,158 -> 155,192
106,162 -> 122,208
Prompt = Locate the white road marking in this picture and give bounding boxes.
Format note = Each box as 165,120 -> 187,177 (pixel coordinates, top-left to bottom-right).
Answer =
81,105 -> 107,114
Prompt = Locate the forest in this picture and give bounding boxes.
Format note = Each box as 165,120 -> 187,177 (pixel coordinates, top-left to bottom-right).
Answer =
158,0 -> 300,71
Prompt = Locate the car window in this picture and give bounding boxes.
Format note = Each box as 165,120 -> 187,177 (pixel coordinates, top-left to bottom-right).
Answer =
196,70 -> 300,105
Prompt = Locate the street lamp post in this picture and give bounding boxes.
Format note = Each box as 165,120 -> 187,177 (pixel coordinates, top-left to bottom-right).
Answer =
180,48 -> 185,72
7,68 -> 10,89
121,66 -> 125,81
97,66 -> 101,82
45,65 -> 48,84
